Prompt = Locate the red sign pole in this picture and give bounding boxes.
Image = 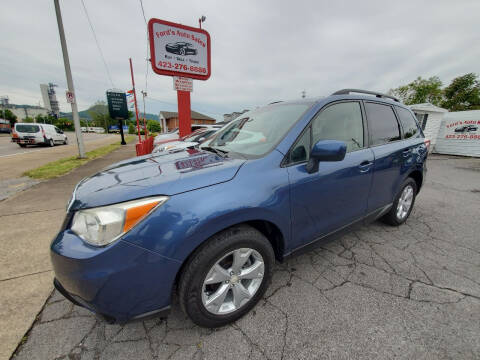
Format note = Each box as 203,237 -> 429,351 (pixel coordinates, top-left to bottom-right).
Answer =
129,58 -> 141,142
177,90 -> 191,138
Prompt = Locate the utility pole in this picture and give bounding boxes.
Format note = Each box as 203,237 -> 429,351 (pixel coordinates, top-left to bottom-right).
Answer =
54,0 -> 86,158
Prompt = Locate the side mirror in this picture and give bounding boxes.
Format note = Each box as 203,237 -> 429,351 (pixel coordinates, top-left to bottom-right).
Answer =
306,140 -> 347,174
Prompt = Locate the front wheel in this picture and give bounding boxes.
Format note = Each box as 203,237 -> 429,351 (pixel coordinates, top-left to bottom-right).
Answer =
381,178 -> 417,226
63,137 -> 68,145
48,138 -> 54,147
178,225 -> 274,327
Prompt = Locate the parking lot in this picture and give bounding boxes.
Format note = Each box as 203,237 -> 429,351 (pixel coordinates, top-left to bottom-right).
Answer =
10,155 -> 480,360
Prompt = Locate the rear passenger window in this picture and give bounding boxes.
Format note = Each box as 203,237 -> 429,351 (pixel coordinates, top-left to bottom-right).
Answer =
396,107 -> 420,139
311,102 -> 364,153
365,103 -> 401,146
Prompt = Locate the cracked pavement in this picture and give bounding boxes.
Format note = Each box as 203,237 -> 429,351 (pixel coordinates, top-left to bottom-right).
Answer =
12,155 -> 480,359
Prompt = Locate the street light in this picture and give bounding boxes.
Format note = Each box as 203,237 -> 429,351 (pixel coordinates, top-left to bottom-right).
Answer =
198,15 -> 206,29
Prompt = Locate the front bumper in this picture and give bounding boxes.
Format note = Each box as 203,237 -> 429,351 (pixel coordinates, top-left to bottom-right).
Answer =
50,230 -> 181,323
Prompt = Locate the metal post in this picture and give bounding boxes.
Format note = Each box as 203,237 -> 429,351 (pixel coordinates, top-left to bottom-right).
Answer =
54,0 -> 86,158
129,58 -> 141,142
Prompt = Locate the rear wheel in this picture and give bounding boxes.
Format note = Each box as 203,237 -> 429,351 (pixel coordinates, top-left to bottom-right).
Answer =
178,225 -> 274,327
381,178 -> 417,226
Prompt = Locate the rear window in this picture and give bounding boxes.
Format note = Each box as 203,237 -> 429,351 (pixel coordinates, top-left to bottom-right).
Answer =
396,107 -> 420,139
365,103 -> 401,146
15,124 -> 40,133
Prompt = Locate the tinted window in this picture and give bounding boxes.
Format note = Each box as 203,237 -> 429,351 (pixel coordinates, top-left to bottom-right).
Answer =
288,127 -> 311,163
365,103 -> 401,146
396,107 -> 420,139
311,102 -> 364,153
15,124 -> 40,133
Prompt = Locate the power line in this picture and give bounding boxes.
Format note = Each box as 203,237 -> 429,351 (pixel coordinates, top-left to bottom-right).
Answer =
80,0 -> 115,88
139,0 -> 149,93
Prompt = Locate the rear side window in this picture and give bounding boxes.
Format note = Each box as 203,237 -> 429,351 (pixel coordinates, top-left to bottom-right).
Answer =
15,124 -> 40,133
365,103 -> 401,146
396,107 -> 420,139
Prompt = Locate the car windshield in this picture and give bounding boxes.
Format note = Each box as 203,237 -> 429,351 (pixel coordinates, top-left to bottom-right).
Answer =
205,103 -> 310,157
16,124 -> 40,133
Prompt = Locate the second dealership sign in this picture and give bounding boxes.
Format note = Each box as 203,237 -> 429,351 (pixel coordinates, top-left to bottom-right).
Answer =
148,18 -> 211,80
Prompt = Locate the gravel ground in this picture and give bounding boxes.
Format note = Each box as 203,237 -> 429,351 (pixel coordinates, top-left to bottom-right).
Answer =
12,155 -> 480,360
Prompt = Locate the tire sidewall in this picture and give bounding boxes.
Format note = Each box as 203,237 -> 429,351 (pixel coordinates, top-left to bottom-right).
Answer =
183,229 -> 274,327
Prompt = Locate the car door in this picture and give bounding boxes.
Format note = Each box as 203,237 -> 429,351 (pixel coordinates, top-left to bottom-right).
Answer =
54,127 -> 64,142
364,101 -> 405,213
285,101 -> 374,250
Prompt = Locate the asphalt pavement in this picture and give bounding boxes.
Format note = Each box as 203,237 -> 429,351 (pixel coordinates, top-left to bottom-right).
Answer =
10,155 -> 480,360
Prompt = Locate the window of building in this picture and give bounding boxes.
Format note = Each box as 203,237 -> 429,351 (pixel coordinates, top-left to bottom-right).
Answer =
365,102 -> 401,146
311,102 -> 364,153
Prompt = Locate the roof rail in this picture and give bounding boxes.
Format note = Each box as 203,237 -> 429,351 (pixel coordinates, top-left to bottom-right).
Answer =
268,101 -> 283,105
332,89 -> 400,102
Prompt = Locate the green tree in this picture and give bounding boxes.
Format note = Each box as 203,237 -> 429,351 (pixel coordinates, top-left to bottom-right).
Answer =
0,109 -> 17,127
389,76 -> 444,105
128,123 -> 135,134
147,119 -> 161,133
23,116 -> 34,123
88,100 -> 115,132
441,73 -> 480,111
54,117 -> 74,131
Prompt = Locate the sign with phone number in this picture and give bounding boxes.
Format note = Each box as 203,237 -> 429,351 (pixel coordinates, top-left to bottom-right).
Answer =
444,120 -> 480,140
148,18 -> 211,80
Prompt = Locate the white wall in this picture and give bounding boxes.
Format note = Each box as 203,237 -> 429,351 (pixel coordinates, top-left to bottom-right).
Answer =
434,111 -> 480,157
10,107 -> 48,121
416,111 -> 444,146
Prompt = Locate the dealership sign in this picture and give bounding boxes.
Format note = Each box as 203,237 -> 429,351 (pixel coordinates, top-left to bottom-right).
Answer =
106,91 -> 128,120
173,77 -> 193,92
148,18 -> 211,80
444,119 -> 480,140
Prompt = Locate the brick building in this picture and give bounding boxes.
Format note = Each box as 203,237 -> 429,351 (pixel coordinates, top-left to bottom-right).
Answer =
159,110 -> 216,132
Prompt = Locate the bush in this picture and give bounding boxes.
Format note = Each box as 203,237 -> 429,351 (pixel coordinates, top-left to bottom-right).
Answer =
128,123 -> 135,134
147,120 -> 161,133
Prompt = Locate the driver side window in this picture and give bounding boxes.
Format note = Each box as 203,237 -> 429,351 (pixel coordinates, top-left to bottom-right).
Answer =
312,102 -> 364,153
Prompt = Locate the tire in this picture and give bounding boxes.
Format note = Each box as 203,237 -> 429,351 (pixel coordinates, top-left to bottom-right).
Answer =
178,225 -> 274,328
63,137 -> 68,145
179,47 -> 186,56
19,144 -> 27,148
381,178 -> 417,226
48,138 -> 54,147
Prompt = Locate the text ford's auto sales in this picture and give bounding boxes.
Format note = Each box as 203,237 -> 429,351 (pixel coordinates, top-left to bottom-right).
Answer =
445,120 -> 480,140
152,23 -> 210,76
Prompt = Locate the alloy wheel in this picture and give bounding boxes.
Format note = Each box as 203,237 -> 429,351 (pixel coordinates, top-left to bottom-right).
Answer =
201,248 -> 264,315
397,185 -> 414,220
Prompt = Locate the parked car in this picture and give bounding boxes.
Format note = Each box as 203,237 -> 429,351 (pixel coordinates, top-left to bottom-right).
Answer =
154,125 -> 222,145
51,89 -> 428,328
165,42 -> 197,56
454,124 -> 478,132
153,128 -> 219,153
11,123 -> 67,147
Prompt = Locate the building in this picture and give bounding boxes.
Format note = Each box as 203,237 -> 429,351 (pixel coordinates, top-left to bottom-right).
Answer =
223,109 -> 249,123
158,110 -> 216,132
40,83 -> 60,118
409,103 -> 448,149
434,110 -> 480,157
4,104 -> 48,121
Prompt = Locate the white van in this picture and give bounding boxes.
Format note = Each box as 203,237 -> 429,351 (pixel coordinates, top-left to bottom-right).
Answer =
12,123 -> 68,147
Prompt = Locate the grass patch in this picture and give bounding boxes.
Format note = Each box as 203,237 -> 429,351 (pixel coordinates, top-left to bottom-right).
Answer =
23,136 -> 135,180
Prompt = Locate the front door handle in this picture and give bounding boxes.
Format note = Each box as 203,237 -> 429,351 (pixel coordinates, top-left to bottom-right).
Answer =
402,149 -> 412,157
358,160 -> 373,173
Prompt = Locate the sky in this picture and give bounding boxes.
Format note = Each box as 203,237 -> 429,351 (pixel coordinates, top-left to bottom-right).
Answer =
1,0 -> 479,121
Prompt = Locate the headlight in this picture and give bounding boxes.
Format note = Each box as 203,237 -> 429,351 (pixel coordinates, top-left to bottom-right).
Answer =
71,196 -> 168,246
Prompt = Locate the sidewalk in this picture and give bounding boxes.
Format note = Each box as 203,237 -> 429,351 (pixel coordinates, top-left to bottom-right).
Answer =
0,142 -> 136,360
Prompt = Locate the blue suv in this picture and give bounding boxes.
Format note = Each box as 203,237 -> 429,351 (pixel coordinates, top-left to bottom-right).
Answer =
51,89 -> 428,327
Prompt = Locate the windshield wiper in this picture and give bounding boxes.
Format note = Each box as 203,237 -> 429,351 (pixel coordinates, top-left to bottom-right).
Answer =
200,146 -> 229,158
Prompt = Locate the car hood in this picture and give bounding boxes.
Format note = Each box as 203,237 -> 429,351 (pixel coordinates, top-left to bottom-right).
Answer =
70,148 -> 246,210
